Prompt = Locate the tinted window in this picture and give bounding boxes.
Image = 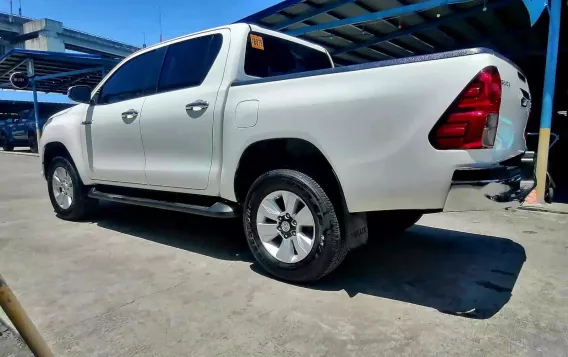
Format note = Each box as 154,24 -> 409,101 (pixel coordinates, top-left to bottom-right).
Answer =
98,48 -> 165,104
244,32 -> 332,78
158,34 -> 223,93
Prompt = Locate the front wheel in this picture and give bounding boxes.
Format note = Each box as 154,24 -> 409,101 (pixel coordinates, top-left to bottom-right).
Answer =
28,133 -> 38,153
243,169 -> 348,283
1,133 -> 14,151
47,156 -> 98,220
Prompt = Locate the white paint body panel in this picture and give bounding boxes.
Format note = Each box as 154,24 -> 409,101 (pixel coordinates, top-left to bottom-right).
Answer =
221,53 -> 530,212
83,97 -> 147,183
140,29 -> 231,190
40,104 -> 94,186
40,24 -> 530,214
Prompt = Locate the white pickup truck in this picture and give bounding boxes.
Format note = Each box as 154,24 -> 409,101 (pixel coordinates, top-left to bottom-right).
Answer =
40,23 -> 534,282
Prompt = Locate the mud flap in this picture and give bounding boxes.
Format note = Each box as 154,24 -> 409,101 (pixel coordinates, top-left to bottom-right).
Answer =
344,212 -> 368,249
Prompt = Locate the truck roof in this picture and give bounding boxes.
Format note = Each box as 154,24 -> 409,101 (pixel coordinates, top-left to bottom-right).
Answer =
130,23 -> 329,58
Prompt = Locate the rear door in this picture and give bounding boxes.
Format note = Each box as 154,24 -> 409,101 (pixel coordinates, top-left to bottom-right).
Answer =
140,30 -> 229,189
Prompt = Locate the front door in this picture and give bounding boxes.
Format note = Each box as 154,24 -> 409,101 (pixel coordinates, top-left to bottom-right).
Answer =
82,47 -> 166,184
84,98 -> 147,183
140,30 -> 229,189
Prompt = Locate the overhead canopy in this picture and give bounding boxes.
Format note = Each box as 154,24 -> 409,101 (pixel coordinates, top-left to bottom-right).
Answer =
237,0 -> 552,66
0,49 -> 120,94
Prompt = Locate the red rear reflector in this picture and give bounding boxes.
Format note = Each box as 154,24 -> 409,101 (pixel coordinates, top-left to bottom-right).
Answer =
431,66 -> 502,150
437,123 -> 468,137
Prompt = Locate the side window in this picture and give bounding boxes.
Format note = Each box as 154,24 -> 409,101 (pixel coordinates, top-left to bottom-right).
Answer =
98,48 -> 165,105
157,34 -> 223,93
244,32 -> 333,78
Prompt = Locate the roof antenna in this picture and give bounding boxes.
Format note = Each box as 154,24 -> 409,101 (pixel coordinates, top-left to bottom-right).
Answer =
143,32 -> 147,48
159,6 -> 163,42
9,0 -> 13,22
18,0 -> 22,16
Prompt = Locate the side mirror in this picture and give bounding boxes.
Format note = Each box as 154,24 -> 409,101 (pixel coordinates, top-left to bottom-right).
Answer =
67,85 -> 92,104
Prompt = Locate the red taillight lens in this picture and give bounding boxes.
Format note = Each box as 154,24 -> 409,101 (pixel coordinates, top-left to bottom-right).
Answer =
432,66 -> 502,150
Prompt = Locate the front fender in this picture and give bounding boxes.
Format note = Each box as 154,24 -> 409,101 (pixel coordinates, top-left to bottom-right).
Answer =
40,105 -> 92,185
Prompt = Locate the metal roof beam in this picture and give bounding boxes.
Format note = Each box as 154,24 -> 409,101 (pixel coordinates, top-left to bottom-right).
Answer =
331,0 -> 513,56
58,72 -> 100,90
235,0 -> 305,24
271,0 -> 357,30
395,0 -> 453,44
0,58 -> 28,79
311,4 -> 416,56
287,0 -> 501,36
272,7 -> 401,59
34,67 -> 104,82
352,0 -> 435,52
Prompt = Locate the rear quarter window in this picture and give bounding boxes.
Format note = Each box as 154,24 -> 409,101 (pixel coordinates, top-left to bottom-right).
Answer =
244,32 -> 332,78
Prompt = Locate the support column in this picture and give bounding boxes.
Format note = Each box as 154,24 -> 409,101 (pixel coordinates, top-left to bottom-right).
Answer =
28,59 -> 41,145
0,274 -> 54,357
22,19 -> 64,52
32,78 -> 41,143
535,0 -> 561,202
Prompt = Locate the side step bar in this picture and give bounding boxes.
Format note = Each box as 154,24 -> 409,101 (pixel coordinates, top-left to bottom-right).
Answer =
88,188 -> 238,218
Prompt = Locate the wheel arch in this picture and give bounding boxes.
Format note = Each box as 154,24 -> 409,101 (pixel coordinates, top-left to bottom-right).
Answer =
233,138 -> 348,215
42,141 -> 80,180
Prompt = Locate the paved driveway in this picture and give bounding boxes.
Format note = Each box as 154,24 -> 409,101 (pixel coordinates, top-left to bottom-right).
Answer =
1,153 -> 567,356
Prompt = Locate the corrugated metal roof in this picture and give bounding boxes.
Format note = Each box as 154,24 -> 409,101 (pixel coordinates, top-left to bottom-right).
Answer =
0,49 -> 119,94
237,0 -> 546,66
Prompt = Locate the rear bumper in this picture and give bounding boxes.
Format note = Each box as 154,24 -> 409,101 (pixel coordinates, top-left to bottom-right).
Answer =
443,154 -> 535,212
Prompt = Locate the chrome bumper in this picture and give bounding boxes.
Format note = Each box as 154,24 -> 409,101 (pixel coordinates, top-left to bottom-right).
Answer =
443,155 -> 536,212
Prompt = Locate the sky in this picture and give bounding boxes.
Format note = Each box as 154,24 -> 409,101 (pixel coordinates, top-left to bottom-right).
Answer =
0,0 -> 280,103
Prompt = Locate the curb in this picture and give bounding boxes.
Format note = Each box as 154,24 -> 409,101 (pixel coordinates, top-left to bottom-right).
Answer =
0,151 -> 39,157
519,205 -> 568,215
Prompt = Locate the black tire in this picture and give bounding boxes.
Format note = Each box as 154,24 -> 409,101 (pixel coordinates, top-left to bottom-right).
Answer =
28,133 -> 38,153
367,211 -> 423,235
243,169 -> 348,283
544,174 -> 554,204
47,156 -> 98,220
1,133 -> 14,151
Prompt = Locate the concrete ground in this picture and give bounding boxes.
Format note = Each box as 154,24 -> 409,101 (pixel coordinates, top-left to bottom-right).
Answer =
0,153 -> 567,357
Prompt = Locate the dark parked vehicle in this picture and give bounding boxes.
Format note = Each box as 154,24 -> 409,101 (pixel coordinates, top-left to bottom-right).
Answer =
0,110 -> 45,153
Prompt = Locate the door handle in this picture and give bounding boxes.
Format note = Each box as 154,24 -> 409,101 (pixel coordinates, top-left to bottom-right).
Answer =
186,100 -> 209,112
121,109 -> 139,120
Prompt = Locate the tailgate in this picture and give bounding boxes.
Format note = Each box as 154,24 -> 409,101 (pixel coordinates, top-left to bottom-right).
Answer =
493,59 -> 531,161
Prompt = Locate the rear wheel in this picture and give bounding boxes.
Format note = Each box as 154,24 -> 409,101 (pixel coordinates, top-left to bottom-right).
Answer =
243,169 -> 348,282
47,156 -> 97,220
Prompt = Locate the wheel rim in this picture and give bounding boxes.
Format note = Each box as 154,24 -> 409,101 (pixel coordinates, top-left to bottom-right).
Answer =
256,190 -> 316,263
52,166 -> 74,209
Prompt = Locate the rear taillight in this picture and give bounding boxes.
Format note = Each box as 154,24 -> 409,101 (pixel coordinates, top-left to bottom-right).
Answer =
431,66 -> 502,150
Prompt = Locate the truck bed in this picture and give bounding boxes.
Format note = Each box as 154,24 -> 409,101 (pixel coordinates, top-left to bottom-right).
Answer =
224,48 -> 530,213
